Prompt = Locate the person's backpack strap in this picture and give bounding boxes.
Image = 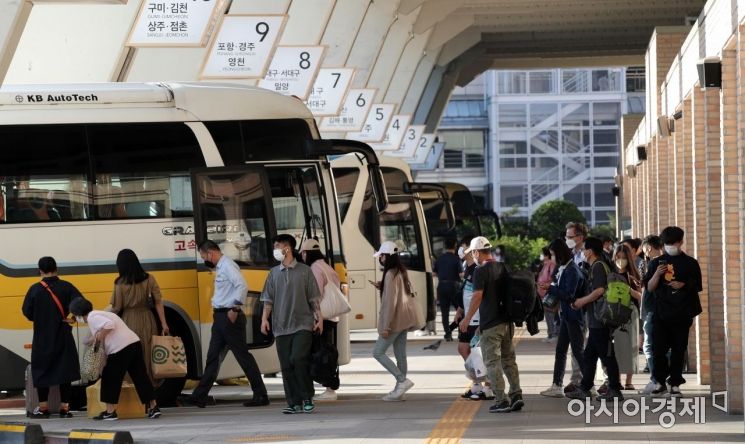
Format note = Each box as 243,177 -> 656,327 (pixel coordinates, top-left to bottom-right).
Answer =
39,280 -> 66,319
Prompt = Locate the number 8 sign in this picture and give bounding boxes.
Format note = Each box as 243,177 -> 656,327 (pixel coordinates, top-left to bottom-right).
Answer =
258,46 -> 326,99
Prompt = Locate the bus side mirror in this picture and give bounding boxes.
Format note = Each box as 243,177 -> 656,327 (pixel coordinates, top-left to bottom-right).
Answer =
368,165 -> 389,214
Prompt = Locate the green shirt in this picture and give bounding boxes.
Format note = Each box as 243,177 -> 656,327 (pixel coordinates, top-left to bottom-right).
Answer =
260,259 -> 321,337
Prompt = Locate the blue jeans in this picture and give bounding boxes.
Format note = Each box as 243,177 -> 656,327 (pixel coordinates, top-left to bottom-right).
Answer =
373,331 -> 408,383
553,317 -> 584,386
643,312 -> 655,382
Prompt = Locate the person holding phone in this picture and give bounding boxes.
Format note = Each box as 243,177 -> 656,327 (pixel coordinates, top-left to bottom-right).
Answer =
22,256 -> 83,419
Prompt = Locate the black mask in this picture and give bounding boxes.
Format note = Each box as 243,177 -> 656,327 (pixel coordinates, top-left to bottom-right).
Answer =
203,260 -> 215,269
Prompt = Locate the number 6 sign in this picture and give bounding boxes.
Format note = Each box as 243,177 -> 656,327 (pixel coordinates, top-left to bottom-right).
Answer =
200,15 -> 287,79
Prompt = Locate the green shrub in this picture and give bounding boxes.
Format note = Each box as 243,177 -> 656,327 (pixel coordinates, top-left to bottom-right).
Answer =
491,235 -> 549,271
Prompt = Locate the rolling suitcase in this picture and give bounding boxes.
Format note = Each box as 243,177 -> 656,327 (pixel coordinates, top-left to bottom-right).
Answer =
24,364 -> 60,416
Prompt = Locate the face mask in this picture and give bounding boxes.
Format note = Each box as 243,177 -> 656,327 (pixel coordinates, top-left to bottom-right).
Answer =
664,245 -> 680,256
615,259 -> 628,270
566,238 -> 576,250
494,255 -> 503,263
75,316 -> 84,324
457,247 -> 465,260
539,254 -> 545,261
273,248 -> 285,262
203,260 -> 215,269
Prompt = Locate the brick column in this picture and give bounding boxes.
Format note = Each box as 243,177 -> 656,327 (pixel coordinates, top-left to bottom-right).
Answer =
691,86 -> 711,384
656,136 -> 671,228
737,24 -> 745,417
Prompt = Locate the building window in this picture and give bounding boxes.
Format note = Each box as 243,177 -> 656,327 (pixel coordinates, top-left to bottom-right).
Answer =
497,72 -> 526,94
593,102 -> 621,126
530,130 -> 559,155
498,104 -> 527,127
626,66 -> 645,93
499,140 -> 527,155
439,131 -> 485,169
500,185 -> 527,207
530,103 -> 558,127
528,71 -> 555,94
562,70 -> 588,93
591,69 -> 622,92
564,183 -> 592,207
561,103 -> 590,127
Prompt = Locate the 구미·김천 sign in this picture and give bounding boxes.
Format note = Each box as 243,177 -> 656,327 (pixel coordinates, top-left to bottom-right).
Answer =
258,46 -> 326,99
318,88 -> 375,133
127,0 -> 225,47
200,15 -> 286,79
305,68 -> 354,116
346,104 -> 394,143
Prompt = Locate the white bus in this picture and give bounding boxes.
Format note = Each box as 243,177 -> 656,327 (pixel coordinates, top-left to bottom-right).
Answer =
331,155 -> 443,330
0,82 -> 388,404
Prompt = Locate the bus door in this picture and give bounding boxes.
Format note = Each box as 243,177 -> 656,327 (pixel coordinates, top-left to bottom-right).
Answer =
190,166 -> 276,372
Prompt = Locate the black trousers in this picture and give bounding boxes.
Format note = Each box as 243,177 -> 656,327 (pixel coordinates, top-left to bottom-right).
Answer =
581,327 -> 621,392
101,342 -> 153,405
438,281 -> 459,335
652,317 -> 692,387
321,320 -> 340,390
37,383 -> 71,404
276,330 -> 313,406
192,312 -> 267,401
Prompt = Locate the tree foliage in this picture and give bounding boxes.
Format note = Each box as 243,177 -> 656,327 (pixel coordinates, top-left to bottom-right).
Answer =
492,235 -> 549,271
530,200 -> 586,241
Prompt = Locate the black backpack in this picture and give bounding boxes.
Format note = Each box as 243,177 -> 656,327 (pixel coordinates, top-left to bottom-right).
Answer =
310,335 -> 340,390
502,265 -> 538,324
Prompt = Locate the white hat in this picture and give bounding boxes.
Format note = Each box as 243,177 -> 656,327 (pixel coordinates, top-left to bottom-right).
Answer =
373,241 -> 399,257
300,239 -> 321,252
464,236 -> 491,254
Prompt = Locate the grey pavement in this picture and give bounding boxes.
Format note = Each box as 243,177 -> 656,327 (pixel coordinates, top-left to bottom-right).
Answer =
2,323 -> 743,443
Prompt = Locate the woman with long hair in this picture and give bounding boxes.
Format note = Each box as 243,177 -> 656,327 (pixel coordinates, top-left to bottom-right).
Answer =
539,239 -> 586,398
300,239 -> 342,401
371,241 -> 419,401
612,243 -> 642,390
110,249 -> 169,386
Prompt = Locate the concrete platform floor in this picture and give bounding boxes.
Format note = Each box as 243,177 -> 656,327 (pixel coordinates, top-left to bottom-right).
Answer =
2,326 -> 743,443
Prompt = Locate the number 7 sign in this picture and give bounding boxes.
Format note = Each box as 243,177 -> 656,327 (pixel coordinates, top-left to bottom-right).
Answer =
305,68 -> 354,116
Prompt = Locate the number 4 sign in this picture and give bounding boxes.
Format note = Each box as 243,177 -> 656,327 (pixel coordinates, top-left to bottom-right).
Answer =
370,115 -> 412,151
200,15 -> 286,79
258,46 -> 325,99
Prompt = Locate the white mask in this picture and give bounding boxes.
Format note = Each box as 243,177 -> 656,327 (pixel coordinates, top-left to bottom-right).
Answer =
664,245 -> 680,256
273,248 -> 285,262
539,254 -> 545,261
494,255 -> 503,263
75,316 -> 84,324
615,259 -> 628,270
566,238 -> 576,250
457,246 -> 465,260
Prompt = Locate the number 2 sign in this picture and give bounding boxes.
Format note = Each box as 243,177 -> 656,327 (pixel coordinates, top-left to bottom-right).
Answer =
200,15 -> 287,79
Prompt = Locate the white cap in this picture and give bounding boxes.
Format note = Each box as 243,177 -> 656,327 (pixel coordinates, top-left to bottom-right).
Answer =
464,236 -> 491,254
373,241 -> 399,257
300,239 -> 321,252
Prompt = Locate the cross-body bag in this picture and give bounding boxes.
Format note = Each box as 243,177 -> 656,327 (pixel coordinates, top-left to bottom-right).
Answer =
39,280 -> 66,319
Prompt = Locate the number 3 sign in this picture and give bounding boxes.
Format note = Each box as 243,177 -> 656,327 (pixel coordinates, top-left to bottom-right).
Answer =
200,15 -> 287,79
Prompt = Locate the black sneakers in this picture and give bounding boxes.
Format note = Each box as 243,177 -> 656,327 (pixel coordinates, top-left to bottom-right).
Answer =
488,399 -> 512,413
29,407 -> 50,419
147,406 -> 162,419
243,396 -> 270,407
59,409 -> 73,418
651,383 -> 668,397
92,410 -> 118,421
510,394 -> 524,412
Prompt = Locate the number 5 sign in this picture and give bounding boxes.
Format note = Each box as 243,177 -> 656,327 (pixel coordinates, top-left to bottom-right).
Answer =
258,46 -> 325,99
200,15 -> 286,79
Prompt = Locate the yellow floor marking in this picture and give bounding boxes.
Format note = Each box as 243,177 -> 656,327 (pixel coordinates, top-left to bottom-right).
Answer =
424,327 -> 527,444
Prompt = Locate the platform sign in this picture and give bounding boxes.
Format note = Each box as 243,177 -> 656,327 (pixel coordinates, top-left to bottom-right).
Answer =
387,125 -> 425,157
200,15 -> 286,79
370,115 -> 411,151
318,88 -> 375,133
346,104 -> 394,143
257,46 -> 325,99
306,68 -> 354,116
127,0 -> 224,47
407,133 -> 435,163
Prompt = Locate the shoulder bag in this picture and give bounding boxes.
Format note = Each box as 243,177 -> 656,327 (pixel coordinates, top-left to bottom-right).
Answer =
81,339 -> 106,381
318,265 -> 352,319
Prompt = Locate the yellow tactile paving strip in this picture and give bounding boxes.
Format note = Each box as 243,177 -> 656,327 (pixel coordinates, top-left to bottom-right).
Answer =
424,327 -> 527,444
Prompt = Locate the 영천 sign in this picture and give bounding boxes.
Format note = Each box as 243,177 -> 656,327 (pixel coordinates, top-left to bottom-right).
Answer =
318,88 -> 375,133
305,68 -> 354,116
200,15 -> 286,79
127,0 -> 225,47
346,103 -> 394,143
258,46 -> 325,99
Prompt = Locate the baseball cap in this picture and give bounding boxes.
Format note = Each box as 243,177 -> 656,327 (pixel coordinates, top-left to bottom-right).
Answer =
300,239 -> 321,252
373,241 -> 399,257
464,236 -> 492,254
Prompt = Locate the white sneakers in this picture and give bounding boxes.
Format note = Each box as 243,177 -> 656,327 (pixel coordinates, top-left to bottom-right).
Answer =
540,384 -> 565,398
382,379 -> 415,401
641,380 -> 656,395
542,336 -> 557,343
315,388 -> 337,401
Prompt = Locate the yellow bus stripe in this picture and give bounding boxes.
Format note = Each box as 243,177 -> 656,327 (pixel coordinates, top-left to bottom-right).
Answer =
424,327 -> 527,444
0,424 -> 28,433
69,431 -> 116,439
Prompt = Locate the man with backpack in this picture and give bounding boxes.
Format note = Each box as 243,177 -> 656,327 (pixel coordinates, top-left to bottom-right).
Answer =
459,236 -> 523,413
643,226 -> 702,397
566,237 -> 624,401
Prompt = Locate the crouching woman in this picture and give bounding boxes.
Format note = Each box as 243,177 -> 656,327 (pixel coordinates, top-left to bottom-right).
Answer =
69,298 -> 162,420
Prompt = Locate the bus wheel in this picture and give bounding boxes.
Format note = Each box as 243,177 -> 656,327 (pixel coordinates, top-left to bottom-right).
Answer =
155,377 -> 186,407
